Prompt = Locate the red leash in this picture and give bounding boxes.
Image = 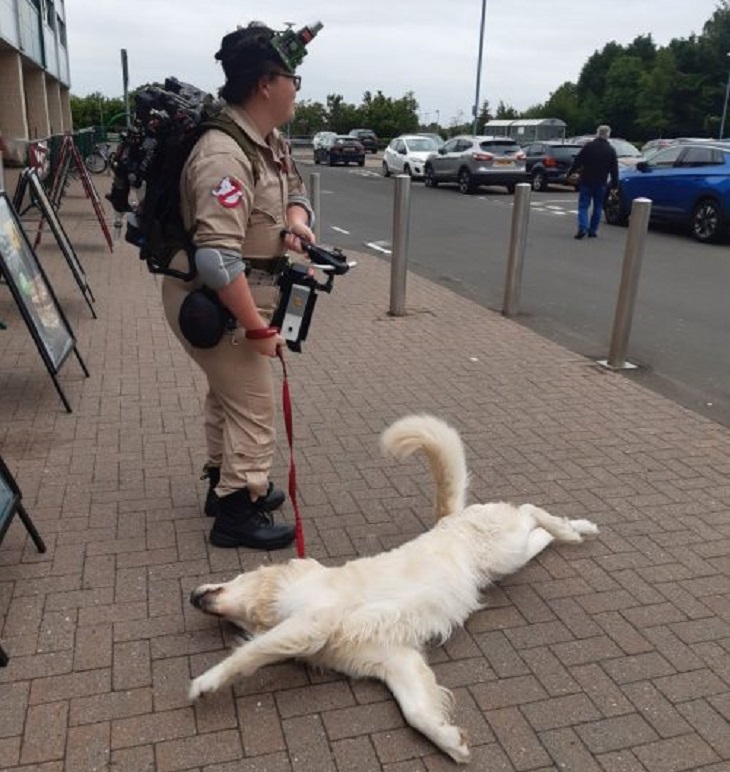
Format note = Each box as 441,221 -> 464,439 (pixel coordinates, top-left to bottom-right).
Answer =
277,349 -> 305,557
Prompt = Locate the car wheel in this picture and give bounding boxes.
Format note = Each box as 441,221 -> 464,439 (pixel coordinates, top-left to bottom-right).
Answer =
458,168 -> 475,195
327,153 -> 335,167
691,198 -> 724,243
531,171 -> 547,192
506,184 -> 516,194
424,164 -> 438,188
382,161 -> 390,177
403,164 -> 412,178
604,187 -> 629,226
313,154 -> 320,165
358,158 -> 365,167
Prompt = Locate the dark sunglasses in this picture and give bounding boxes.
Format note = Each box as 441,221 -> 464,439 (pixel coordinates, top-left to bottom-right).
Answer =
275,72 -> 302,91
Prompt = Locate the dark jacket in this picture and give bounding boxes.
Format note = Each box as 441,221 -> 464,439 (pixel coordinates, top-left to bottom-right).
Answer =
567,137 -> 619,187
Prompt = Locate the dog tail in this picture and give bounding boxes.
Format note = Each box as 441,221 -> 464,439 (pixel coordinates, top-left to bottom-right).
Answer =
381,414 -> 468,519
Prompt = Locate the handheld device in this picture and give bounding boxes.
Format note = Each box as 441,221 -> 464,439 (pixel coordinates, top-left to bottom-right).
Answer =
271,232 -> 355,352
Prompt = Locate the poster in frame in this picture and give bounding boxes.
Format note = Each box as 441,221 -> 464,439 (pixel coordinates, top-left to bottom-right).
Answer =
0,454 -> 47,668
24,168 -> 97,317
0,191 -> 89,411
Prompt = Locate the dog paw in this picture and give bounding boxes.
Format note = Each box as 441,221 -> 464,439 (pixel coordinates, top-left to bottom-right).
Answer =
440,724 -> 470,764
189,669 -> 222,701
570,518 -> 599,536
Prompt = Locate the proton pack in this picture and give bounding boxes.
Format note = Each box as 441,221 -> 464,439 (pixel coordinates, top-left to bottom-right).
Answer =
107,20 -> 323,282
107,76 -> 259,281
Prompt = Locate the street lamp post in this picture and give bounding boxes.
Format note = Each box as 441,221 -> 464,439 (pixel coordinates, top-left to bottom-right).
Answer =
719,52 -> 730,140
471,0 -> 488,135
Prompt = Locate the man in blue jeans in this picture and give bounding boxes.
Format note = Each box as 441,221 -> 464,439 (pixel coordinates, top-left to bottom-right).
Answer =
565,125 -> 619,239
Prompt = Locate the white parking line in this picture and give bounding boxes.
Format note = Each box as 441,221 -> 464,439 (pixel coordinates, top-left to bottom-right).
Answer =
330,226 -> 350,234
365,241 -> 392,255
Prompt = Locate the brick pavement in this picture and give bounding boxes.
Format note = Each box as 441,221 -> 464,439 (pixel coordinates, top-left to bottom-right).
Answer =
0,172 -> 729,771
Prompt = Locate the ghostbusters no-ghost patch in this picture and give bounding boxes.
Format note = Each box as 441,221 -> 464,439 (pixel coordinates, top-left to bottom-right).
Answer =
211,176 -> 245,209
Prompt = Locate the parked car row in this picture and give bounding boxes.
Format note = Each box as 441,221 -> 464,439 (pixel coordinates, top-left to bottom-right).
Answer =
309,131 -> 730,244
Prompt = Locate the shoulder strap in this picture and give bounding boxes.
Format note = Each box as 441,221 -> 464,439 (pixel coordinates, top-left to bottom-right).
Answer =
198,114 -> 261,184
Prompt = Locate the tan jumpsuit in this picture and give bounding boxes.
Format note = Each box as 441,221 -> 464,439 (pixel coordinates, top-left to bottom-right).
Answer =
161,104 -> 310,499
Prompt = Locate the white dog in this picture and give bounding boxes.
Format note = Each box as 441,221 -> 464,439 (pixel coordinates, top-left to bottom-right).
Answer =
189,415 -> 598,764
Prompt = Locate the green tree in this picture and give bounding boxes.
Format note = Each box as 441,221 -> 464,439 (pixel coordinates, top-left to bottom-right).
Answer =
70,92 -> 126,131
602,55 -> 646,137
325,94 -> 360,134
290,100 -> 329,136
636,48 -> 680,136
494,100 -> 519,119
539,82 -> 582,134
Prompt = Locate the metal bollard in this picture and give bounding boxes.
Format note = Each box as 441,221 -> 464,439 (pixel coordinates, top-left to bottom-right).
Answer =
389,174 -> 411,316
308,172 -> 321,242
0,151 -> 5,193
502,183 -> 532,316
604,197 -> 652,369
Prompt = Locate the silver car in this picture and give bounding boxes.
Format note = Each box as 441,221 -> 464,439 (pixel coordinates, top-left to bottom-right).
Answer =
424,135 -> 528,194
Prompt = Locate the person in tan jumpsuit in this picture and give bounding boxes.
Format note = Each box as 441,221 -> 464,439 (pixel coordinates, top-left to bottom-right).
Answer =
161,23 -> 316,550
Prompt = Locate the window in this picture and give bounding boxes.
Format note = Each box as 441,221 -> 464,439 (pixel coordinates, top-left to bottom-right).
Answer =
552,146 -> 581,160
649,146 -> 683,168
480,141 -> 521,155
680,146 -> 722,167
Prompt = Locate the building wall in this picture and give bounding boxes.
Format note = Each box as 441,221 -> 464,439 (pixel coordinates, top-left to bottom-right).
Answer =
0,0 -> 71,164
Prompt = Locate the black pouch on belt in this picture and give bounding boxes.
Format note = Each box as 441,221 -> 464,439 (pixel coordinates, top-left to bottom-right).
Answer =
178,287 -> 234,348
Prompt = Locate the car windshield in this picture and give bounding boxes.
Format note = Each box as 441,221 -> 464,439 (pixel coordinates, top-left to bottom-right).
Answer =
336,136 -> 357,143
406,138 -> 438,152
611,139 -> 641,157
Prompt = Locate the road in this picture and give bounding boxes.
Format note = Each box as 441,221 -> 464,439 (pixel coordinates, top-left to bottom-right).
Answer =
294,154 -> 730,428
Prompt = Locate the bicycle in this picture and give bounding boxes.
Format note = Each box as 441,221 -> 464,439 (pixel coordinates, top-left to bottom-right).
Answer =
84,141 -> 116,174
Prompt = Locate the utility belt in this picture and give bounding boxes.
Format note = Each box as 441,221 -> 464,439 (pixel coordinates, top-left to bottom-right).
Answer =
246,256 -> 290,276
178,239 -> 353,352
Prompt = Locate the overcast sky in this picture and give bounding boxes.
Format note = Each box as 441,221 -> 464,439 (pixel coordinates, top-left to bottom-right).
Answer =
65,1 -> 722,126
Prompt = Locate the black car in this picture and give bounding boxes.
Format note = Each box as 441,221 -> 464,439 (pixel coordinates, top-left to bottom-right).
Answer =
348,129 -> 378,154
313,135 -> 366,166
523,141 -> 583,191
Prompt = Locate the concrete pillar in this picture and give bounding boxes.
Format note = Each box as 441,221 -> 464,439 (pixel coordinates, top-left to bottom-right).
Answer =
23,66 -> 50,140
0,49 -> 29,163
45,76 -> 62,135
60,86 -> 73,132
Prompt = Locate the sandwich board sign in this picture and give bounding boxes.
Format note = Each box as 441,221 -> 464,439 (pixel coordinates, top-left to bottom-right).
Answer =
0,191 -> 89,411
14,168 -> 97,318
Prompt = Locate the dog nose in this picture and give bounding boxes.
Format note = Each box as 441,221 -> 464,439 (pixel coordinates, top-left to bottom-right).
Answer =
189,588 -> 205,609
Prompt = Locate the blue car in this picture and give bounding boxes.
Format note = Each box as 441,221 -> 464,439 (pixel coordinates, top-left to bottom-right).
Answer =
604,141 -> 730,243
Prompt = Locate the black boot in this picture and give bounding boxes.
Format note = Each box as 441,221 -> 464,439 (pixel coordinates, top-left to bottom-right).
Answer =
202,467 -> 285,517
210,487 -> 295,550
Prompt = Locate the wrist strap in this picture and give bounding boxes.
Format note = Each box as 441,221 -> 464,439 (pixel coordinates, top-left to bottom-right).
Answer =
245,326 -> 279,340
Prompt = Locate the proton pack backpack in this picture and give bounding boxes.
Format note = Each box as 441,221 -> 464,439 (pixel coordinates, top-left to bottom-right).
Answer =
107,77 -> 260,281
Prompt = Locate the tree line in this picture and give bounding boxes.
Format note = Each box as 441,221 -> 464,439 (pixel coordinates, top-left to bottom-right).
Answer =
71,2 -> 730,143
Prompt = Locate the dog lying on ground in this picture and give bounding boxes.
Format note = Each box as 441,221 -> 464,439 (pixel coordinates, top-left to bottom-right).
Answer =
188,414 -> 598,764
